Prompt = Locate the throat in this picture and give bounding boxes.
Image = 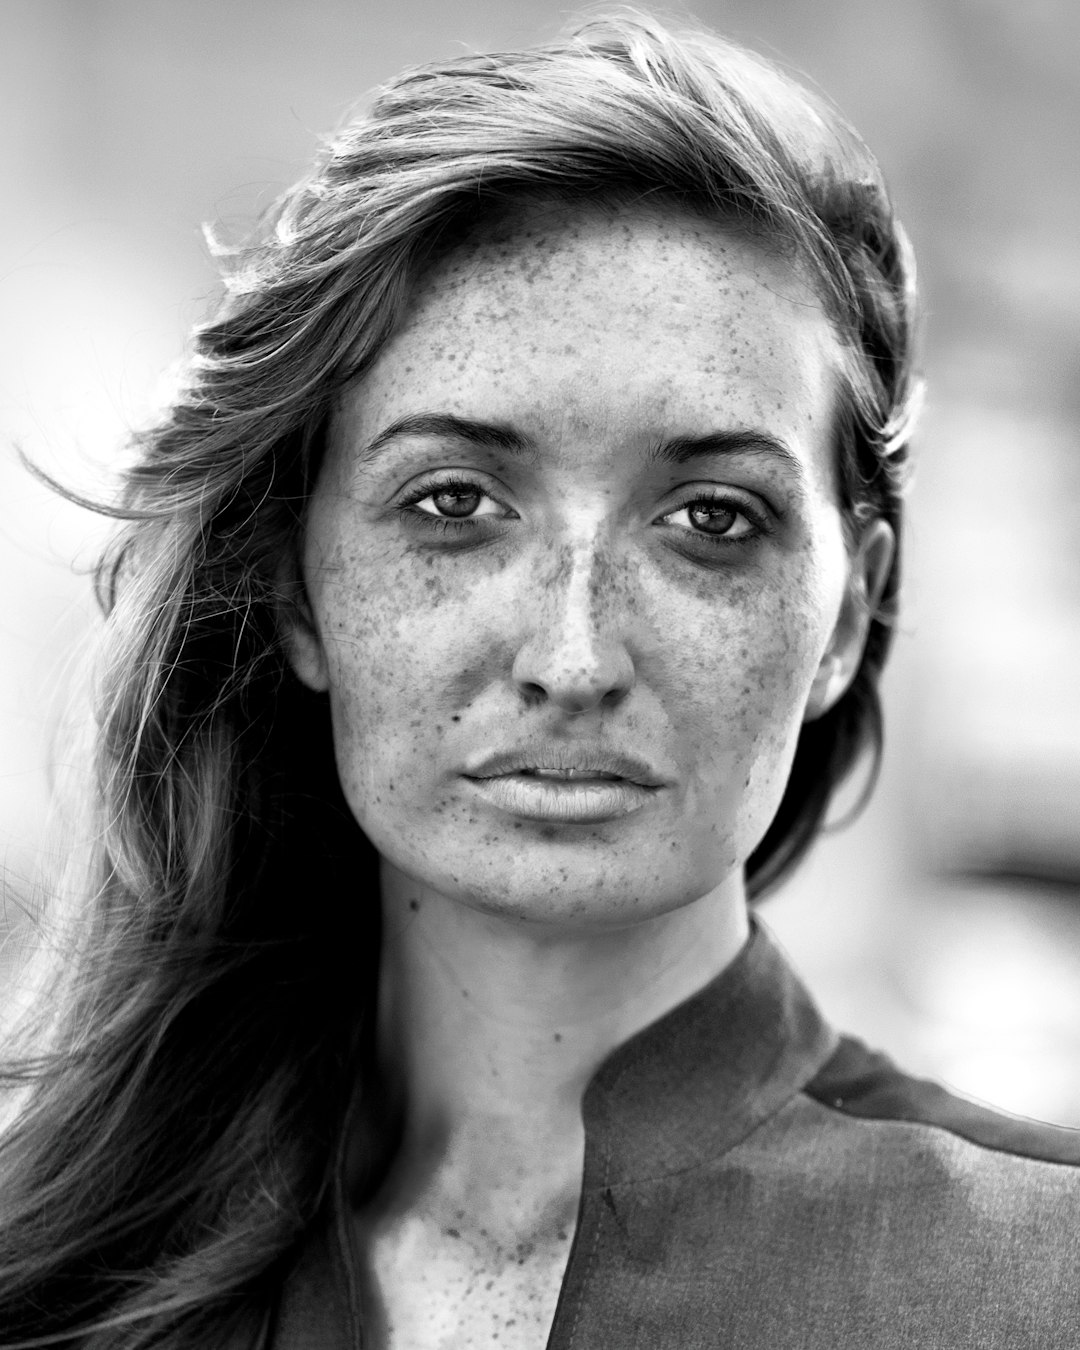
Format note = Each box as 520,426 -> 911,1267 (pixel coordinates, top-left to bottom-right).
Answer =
365,1100 -> 586,1248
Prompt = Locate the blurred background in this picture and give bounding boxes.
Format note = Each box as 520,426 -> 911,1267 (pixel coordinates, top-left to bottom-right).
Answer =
2,0 -> 1079,1122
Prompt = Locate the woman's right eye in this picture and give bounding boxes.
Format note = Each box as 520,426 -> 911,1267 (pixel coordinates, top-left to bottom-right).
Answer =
396,476 -> 517,534
410,483 -> 506,519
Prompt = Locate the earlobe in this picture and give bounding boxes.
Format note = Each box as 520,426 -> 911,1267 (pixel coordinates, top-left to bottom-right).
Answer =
805,653 -> 847,722
804,519 -> 895,723
285,612 -> 331,693
276,559 -> 331,694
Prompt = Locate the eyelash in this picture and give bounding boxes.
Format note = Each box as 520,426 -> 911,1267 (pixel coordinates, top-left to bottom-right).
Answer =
659,494 -> 771,545
397,475 -> 515,535
396,475 -> 771,547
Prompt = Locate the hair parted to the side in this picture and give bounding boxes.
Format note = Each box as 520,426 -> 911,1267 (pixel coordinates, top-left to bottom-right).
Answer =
0,13 -> 918,1346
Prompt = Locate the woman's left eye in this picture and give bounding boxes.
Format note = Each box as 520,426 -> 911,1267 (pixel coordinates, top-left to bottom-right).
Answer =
659,496 -> 763,541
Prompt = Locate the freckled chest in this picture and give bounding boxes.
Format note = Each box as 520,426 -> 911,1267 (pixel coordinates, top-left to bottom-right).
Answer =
363,1216 -> 576,1350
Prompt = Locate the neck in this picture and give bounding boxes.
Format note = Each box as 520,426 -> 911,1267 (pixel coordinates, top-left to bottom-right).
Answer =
361,864 -> 749,1241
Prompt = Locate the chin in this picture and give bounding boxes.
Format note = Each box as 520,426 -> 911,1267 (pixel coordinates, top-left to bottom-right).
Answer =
379,826 -> 743,932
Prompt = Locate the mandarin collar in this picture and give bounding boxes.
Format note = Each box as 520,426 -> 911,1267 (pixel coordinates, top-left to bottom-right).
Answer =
579,919 -> 838,1187
272,921 -> 839,1344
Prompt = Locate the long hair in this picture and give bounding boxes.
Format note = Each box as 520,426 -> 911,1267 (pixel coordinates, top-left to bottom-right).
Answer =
0,13 -> 919,1346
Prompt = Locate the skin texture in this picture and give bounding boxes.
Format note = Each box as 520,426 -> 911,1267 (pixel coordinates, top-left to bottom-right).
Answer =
285,203 -> 892,1349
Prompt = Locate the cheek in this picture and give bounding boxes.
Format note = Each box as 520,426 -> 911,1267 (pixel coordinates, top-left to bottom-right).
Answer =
659,557 -> 830,725
308,537 -> 509,798
305,535 -> 407,794
664,564 -> 834,831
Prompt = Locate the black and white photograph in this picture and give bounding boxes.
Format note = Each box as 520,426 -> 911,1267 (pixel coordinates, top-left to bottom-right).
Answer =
1,2 -> 1079,1345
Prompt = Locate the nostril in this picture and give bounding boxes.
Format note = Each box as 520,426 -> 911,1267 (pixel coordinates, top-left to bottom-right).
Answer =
517,680 -> 549,707
511,656 -> 635,715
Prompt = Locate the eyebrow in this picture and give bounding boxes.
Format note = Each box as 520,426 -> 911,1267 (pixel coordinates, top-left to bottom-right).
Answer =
358,412 -> 534,464
357,411 -> 808,487
647,429 -> 806,481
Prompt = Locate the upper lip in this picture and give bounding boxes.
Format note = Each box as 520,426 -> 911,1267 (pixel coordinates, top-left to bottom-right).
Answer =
463,744 -> 668,788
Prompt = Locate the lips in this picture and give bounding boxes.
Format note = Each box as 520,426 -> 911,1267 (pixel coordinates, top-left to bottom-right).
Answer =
463,744 -> 668,789
524,767 -> 624,782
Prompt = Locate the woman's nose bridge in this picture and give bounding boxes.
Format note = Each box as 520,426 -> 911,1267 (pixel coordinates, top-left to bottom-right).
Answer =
541,527 -> 626,643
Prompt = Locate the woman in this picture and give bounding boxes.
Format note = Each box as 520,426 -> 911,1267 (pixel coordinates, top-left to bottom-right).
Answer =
2,12 -> 1078,1349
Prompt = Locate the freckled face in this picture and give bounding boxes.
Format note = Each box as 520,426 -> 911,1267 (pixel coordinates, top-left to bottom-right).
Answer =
291,205 -> 859,926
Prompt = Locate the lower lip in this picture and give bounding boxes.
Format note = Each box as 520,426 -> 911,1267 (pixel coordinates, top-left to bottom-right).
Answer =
466,773 -> 656,823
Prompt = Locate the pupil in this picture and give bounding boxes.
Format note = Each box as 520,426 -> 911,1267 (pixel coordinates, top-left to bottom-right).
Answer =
434,487 -> 481,518
689,503 -> 736,535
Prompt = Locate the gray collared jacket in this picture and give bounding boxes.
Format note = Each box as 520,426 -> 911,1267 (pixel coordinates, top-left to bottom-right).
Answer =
269,920 -> 1080,1347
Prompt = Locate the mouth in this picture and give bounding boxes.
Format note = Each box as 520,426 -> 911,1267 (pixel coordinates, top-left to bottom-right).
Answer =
462,746 -> 667,823
506,767 -> 630,782
464,745 -> 666,788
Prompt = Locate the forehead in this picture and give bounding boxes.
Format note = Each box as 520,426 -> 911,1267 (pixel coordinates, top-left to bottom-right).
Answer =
333,203 -> 841,475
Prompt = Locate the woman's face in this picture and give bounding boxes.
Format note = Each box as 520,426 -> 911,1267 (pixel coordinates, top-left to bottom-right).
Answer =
288,204 -> 884,927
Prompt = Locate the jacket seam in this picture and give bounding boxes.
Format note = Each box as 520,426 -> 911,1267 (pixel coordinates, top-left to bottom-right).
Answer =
800,1088 -> 1080,1170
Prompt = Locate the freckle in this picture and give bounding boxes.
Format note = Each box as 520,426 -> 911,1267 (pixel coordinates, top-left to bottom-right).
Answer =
553,1032 -> 562,1043
461,987 -> 469,998
451,715 -> 461,722
446,1226 -> 461,1238
409,899 -> 420,912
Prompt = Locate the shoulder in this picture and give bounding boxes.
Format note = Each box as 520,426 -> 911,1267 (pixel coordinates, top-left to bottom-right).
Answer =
725,1036 -> 1080,1345
780,1033 -> 1080,1280
803,1033 -> 1080,1167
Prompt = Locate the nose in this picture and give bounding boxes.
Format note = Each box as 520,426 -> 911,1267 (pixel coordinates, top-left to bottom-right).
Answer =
511,534 -> 636,714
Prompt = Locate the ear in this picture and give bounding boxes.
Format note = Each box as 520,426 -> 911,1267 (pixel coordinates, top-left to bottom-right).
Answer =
276,550 -> 330,694
803,518 -> 895,723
